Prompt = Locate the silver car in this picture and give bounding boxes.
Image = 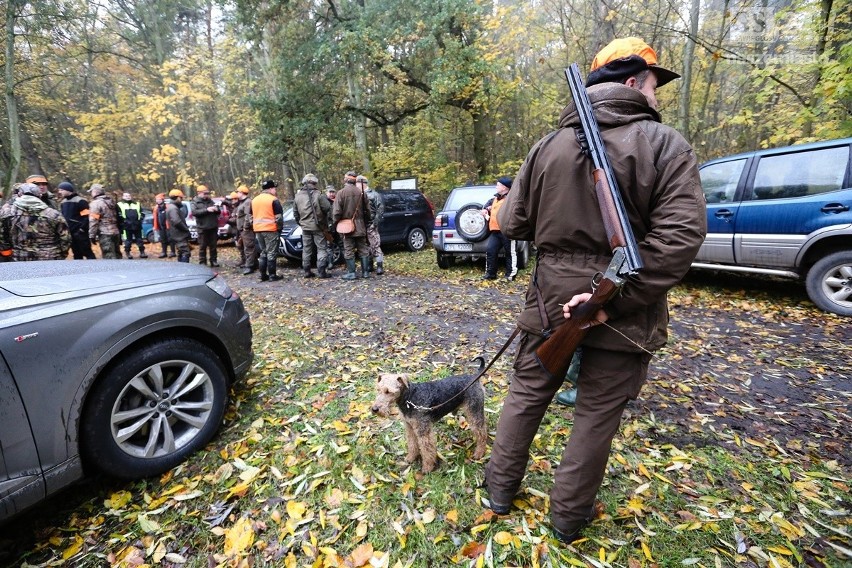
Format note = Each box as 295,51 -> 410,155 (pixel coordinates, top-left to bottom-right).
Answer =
0,261 -> 252,522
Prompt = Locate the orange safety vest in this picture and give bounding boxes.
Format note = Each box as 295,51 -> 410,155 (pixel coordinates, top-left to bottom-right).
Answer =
252,192 -> 278,232
489,196 -> 506,232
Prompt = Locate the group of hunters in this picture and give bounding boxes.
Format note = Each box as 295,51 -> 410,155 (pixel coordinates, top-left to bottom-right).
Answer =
0,169 -> 387,283
1,36 -> 709,546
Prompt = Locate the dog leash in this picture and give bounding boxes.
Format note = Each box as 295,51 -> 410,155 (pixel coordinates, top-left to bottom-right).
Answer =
406,326 -> 521,412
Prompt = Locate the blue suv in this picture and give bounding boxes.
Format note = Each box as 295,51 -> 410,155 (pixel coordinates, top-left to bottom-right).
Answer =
692,137 -> 852,315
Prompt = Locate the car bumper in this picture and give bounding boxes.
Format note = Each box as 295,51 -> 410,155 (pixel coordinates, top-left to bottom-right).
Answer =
432,229 -> 488,255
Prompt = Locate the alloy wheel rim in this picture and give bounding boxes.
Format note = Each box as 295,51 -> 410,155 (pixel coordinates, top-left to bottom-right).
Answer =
821,263 -> 852,309
110,360 -> 215,458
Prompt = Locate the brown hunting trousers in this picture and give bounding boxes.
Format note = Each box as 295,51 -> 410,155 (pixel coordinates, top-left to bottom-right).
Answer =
485,332 -> 650,531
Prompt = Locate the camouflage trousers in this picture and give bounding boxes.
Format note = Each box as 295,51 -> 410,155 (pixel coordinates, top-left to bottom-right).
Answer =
366,224 -> 383,259
98,234 -> 123,259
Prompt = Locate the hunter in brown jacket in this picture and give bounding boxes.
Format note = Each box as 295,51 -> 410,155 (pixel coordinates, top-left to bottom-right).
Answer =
485,37 -> 707,544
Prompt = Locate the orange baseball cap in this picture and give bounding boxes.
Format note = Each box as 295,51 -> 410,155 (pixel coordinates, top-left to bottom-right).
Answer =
588,37 -> 680,87
26,174 -> 48,184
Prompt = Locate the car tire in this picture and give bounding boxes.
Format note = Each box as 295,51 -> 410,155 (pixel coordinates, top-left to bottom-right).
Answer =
81,338 -> 229,479
805,251 -> 852,316
145,230 -> 159,244
455,203 -> 489,242
329,240 -> 344,265
406,227 -> 428,252
437,252 -> 455,269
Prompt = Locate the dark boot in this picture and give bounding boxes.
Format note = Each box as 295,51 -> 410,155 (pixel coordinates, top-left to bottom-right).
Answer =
178,252 -> 191,263
342,258 -> 357,280
259,258 -> 269,281
139,246 -> 148,259
376,261 -> 384,275
199,258 -> 207,265
242,265 -> 255,275
269,266 -> 282,281
125,249 -> 133,259
360,256 -> 371,278
318,265 -> 331,279
368,258 -> 375,272
303,267 -> 316,278
210,259 -> 220,267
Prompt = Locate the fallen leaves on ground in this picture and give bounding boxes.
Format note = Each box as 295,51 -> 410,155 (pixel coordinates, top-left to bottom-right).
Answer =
1,249 -> 849,568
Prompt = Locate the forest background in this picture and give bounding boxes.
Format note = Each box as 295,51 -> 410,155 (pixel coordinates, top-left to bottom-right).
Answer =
2,0 -> 850,206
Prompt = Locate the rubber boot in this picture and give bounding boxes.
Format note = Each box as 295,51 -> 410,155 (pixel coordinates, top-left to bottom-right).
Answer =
139,245 -> 148,259
376,257 -> 384,275
303,267 -> 316,278
125,249 -> 133,259
368,258 -> 375,273
259,258 -> 269,281
318,265 -> 331,279
210,256 -> 219,267
360,256 -> 371,279
269,262 -> 282,281
242,264 -> 255,275
342,258 -> 357,280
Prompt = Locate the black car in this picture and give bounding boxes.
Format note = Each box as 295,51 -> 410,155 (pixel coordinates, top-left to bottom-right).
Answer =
279,189 -> 435,263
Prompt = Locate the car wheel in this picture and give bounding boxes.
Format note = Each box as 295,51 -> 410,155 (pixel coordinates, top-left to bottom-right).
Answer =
455,203 -> 489,242
805,251 -> 852,316
406,227 -> 428,251
81,338 -> 228,479
329,240 -> 344,265
437,252 -> 455,269
145,230 -> 159,244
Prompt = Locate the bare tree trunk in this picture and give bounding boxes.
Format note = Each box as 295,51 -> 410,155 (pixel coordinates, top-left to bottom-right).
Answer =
346,57 -> 370,175
678,0 -> 700,139
3,0 -> 21,199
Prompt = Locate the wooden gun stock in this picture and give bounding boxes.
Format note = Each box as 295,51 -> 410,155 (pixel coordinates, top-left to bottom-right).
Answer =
534,276 -> 621,381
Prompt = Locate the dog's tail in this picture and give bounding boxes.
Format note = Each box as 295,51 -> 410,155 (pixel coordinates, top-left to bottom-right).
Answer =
471,356 -> 486,371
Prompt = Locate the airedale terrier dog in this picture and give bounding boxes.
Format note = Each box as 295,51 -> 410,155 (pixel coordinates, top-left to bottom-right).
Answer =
370,358 -> 488,473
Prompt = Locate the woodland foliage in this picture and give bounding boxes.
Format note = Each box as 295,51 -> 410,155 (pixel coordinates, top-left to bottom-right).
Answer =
1,0 -> 850,204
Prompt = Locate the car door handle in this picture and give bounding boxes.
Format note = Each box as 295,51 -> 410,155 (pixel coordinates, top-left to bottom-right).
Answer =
821,203 -> 850,213
405,213 -> 413,216
714,209 -> 734,218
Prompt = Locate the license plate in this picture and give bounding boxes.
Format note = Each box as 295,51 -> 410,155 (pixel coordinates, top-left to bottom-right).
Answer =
445,243 -> 473,252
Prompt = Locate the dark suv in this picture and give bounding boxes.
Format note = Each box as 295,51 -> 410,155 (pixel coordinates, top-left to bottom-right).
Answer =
376,189 -> 435,251
278,189 -> 434,264
692,137 -> 852,315
432,185 -> 531,269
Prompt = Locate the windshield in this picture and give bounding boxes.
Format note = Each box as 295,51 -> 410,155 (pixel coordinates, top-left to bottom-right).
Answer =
444,186 -> 497,210
282,207 -> 295,221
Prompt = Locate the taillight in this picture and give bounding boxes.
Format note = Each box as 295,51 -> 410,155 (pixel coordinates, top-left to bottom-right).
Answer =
434,214 -> 448,227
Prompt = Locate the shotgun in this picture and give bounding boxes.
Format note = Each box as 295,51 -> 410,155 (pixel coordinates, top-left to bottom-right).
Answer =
534,64 -> 644,380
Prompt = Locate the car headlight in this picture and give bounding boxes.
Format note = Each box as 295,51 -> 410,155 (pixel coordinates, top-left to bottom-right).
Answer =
206,274 -> 237,299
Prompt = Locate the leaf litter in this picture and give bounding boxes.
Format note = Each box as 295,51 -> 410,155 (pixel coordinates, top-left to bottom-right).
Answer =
0,250 -> 849,567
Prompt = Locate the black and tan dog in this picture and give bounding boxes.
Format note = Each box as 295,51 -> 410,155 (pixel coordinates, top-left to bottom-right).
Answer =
370,358 -> 487,472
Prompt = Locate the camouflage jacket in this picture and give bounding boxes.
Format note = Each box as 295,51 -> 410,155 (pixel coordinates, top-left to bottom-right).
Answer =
89,194 -> 122,237
0,195 -> 71,261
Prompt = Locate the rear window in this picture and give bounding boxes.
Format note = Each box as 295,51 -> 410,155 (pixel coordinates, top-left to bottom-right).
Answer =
750,145 -> 850,201
445,187 -> 496,210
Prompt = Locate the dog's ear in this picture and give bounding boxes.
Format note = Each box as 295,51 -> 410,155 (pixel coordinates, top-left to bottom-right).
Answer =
396,375 -> 410,388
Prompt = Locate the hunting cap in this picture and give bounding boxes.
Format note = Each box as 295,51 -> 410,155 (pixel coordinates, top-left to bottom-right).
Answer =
57,181 -> 75,192
26,174 -> 48,185
155,192 -> 166,199
343,171 -> 357,183
355,175 -> 368,184
302,173 -> 319,185
89,183 -> 104,195
169,189 -> 185,198
587,37 -> 680,88
497,176 -> 513,189
229,191 -> 239,199
197,184 -> 210,194
261,179 -> 278,190
236,184 -> 249,195
19,183 -> 41,196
